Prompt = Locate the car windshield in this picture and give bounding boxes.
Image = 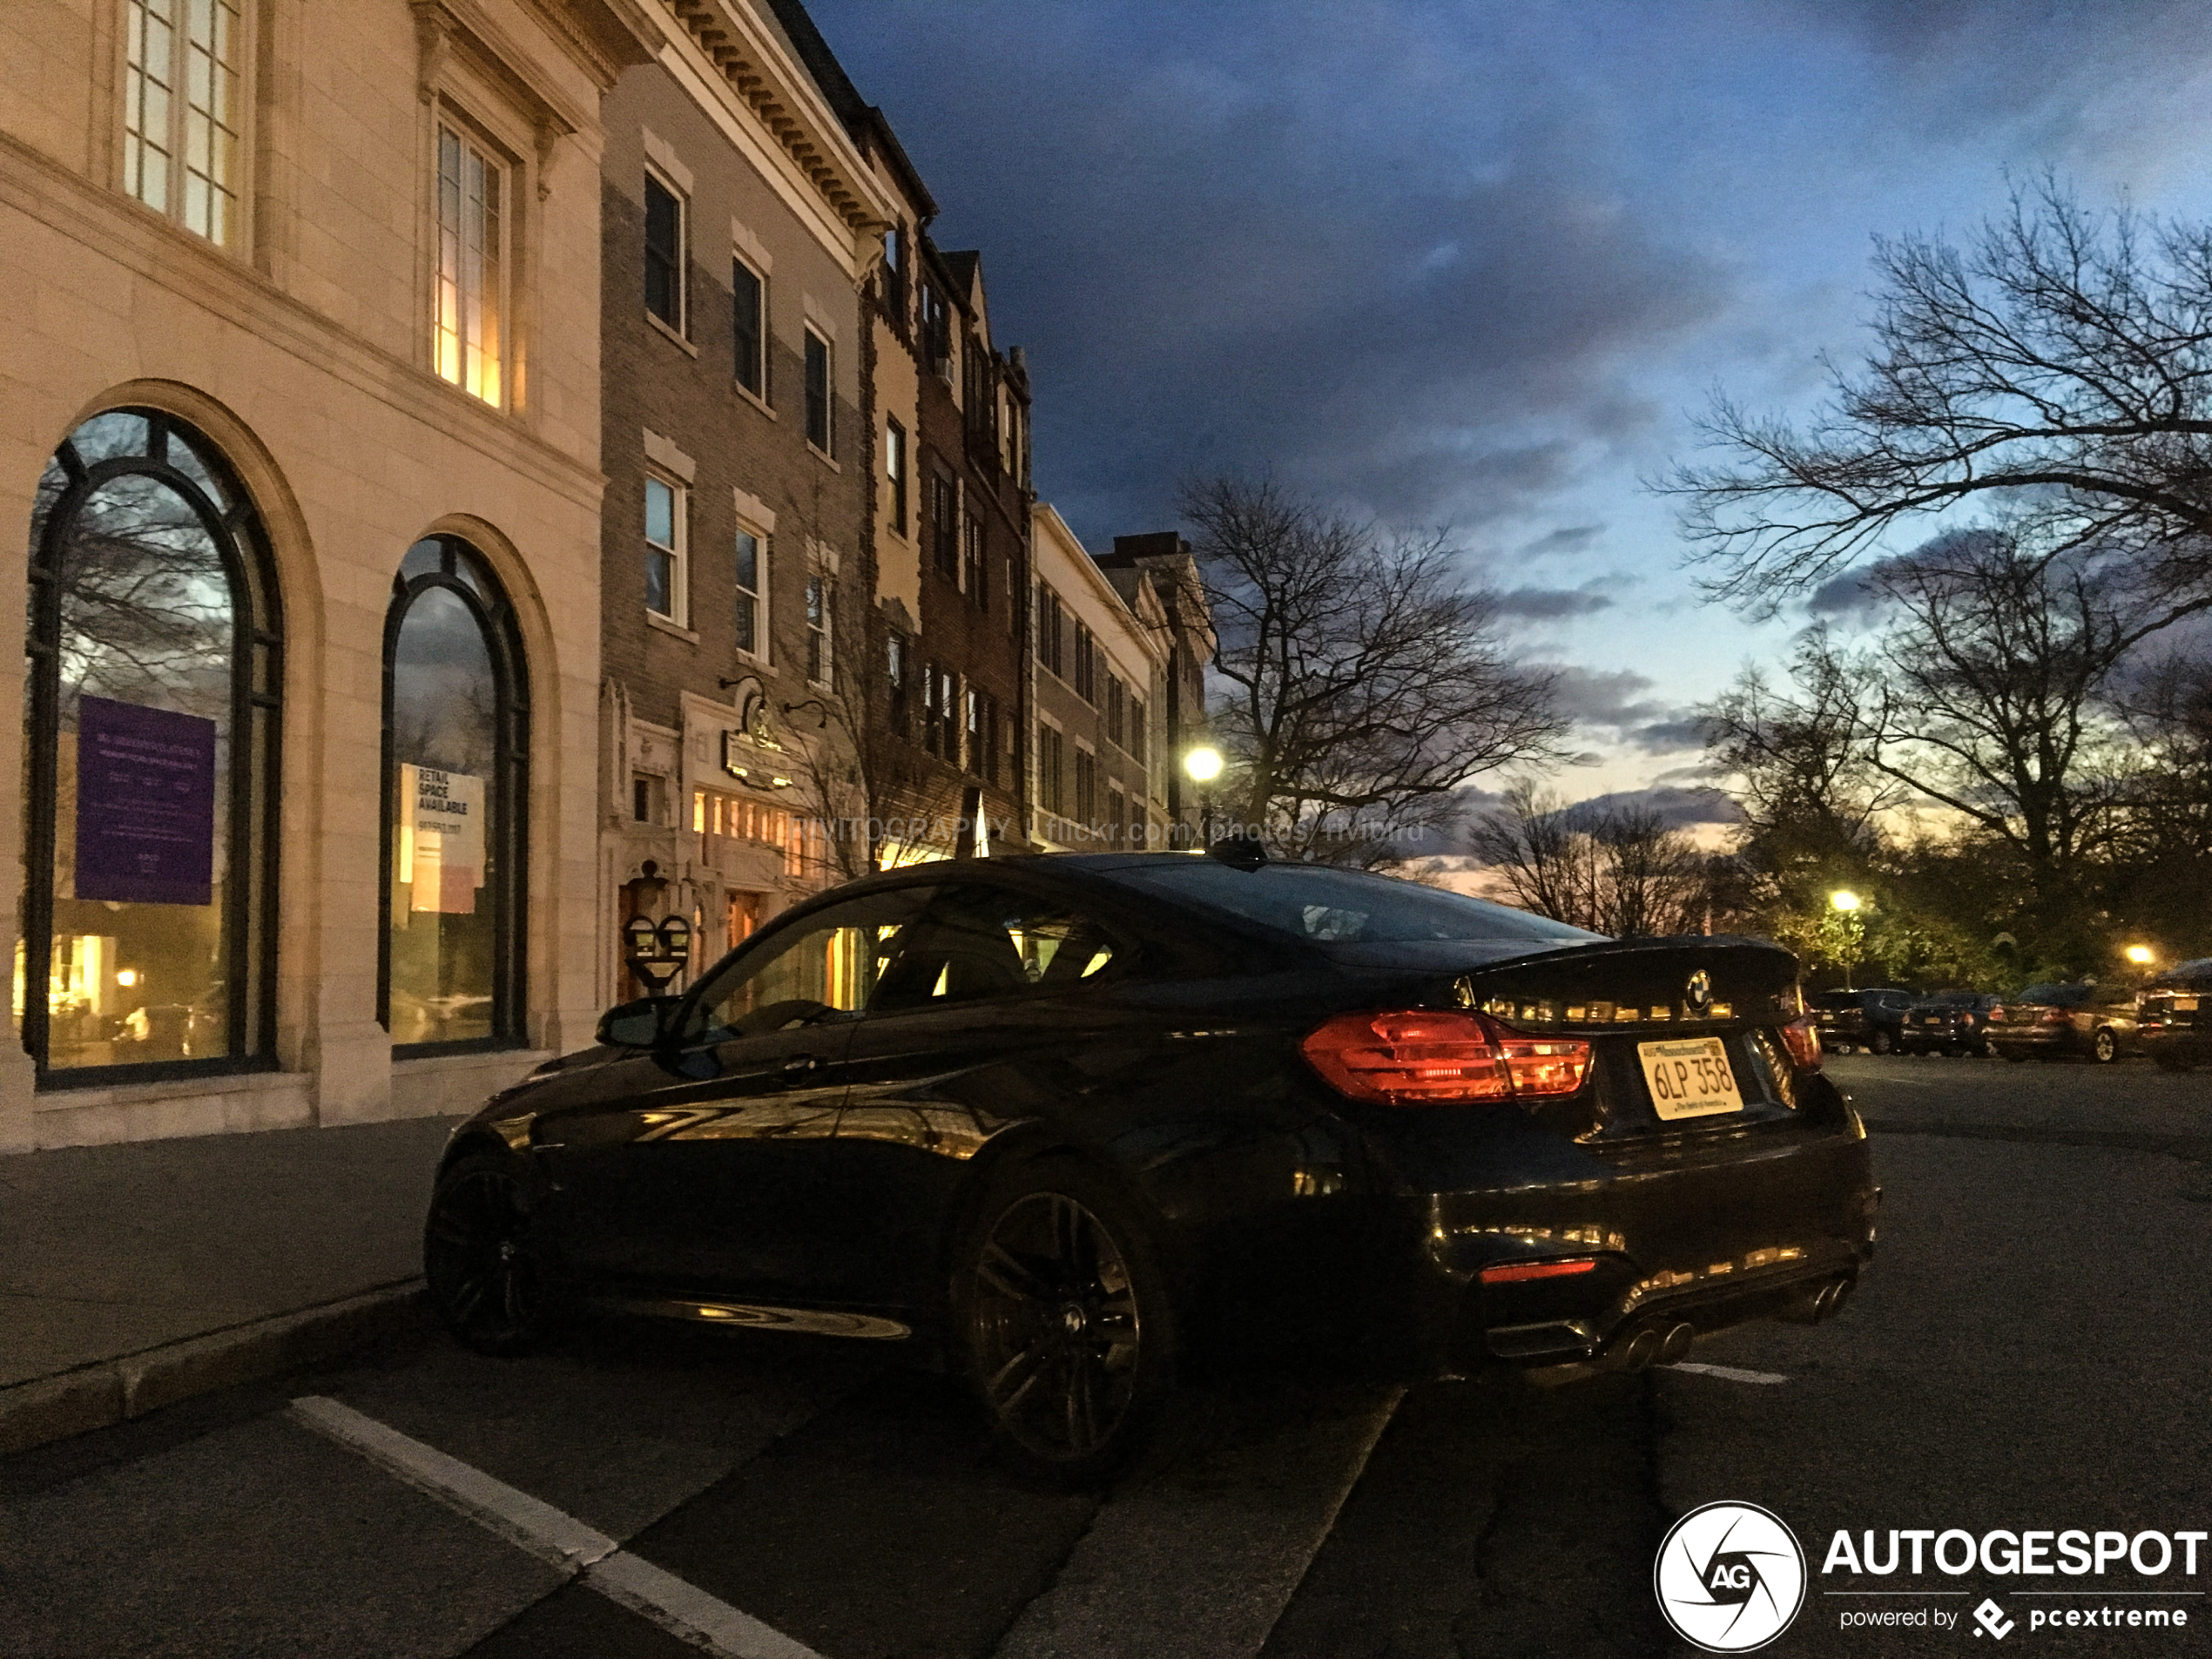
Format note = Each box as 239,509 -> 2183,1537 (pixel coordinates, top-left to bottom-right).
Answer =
2015,982 -> 2091,1007
1095,860 -> 1604,947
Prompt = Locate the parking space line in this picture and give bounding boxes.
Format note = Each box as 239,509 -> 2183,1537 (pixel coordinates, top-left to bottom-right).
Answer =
1662,1362 -> 1789,1385
289,1395 -> 825,1659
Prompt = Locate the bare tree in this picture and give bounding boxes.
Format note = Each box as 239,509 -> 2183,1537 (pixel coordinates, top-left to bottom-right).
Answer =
1701,631 -> 1892,857
1470,783 -> 1712,936
1184,475 -> 1563,863
1666,179 -> 2212,625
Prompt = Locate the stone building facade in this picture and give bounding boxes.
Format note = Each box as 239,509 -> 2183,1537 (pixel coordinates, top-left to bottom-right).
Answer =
591,0 -> 896,1003
1095,531 -> 1217,845
0,0 -> 658,1150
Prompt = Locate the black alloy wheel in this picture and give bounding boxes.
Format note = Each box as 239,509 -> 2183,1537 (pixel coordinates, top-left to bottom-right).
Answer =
423,1151 -> 563,1355
957,1163 -> 1172,1483
1870,1028 -> 1894,1055
2092,1028 -> 2120,1064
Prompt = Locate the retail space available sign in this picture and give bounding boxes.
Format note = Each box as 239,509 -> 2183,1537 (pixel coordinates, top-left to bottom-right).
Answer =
74,695 -> 217,907
396,763 -> 484,914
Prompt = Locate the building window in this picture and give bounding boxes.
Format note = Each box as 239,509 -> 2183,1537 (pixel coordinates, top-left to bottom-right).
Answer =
732,257 -> 765,395
434,125 -> 503,407
644,474 -> 685,622
931,469 -> 959,579
19,410 -> 282,1082
1075,746 -> 1098,829
974,691 -> 1000,783
882,223 -> 906,321
805,572 -> 832,684
921,282 -> 950,369
1041,723 -> 1065,815
886,418 -> 907,536
887,632 -> 909,737
1039,587 -> 1064,678
733,526 -> 763,657
1108,785 -> 1126,847
124,0 -> 243,246
383,536 -> 529,1052
963,512 -> 987,607
1073,623 -> 1096,705
1106,675 -> 1124,749
1130,695 -> 1147,772
921,662 -> 944,758
644,172 -> 685,331
803,328 -> 833,455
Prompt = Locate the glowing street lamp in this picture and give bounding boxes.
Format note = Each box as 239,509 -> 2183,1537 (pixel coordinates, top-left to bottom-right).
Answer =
2125,944 -> 2155,967
1828,890 -> 1864,991
1183,745 -> 1224,784
1829,889 -> 1861,913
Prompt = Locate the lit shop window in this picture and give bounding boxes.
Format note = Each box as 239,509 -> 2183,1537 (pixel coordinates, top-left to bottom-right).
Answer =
124,0 -> 243,246
17,409 -> 280,1079
383,536 -> 529,1051
435,125 -> 504,406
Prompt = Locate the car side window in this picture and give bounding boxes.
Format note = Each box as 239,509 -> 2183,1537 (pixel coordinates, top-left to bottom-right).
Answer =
683,888 -> 935,1043
867,884 -> 1119,1015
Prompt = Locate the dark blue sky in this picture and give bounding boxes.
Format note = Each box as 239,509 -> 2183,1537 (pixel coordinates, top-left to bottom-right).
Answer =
806,0 -> 2212,807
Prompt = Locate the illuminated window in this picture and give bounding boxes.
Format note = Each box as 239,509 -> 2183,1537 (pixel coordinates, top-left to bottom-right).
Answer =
645,475 -> 685,623
123,0 -> 243,246
435,125 -> 503,405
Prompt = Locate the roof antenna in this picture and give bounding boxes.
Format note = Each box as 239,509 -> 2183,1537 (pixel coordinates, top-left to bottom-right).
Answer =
1207,829 -> 1267,872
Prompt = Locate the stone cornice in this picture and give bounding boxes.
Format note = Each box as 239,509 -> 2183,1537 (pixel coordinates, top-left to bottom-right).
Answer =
0,132 -> 604,512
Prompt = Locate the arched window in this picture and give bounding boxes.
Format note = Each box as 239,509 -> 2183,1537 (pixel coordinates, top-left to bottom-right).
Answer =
19,409 -> 282,1081
381,536 -> 528,1050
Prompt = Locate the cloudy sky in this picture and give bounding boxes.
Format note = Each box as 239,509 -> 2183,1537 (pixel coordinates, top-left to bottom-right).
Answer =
806,0 -> 2212,813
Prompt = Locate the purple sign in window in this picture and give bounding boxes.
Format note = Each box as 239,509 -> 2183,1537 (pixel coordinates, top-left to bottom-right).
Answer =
74,696 -> 218,906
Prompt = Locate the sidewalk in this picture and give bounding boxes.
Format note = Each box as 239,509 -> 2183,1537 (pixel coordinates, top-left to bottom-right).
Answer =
1,1115 -> 462,1454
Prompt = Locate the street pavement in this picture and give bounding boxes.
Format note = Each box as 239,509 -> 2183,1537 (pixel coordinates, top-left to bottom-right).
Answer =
2,1054 -> 2206,1659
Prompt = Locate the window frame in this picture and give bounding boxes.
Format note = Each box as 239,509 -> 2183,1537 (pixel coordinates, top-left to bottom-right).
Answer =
20,408 -> 285,1088
804,570 -> 833,686
962,510 -> 987,608
732,254 -> 766,398
885,417 -> 908,536
802,327 -> 833,457
644,472 -> 687,625
930,468 -> 960,579
644,167 -> 687,334
732,520 -> 766,660
378,536 -> 532,1057
432,119 -> 508,408
122,0 -> 248,248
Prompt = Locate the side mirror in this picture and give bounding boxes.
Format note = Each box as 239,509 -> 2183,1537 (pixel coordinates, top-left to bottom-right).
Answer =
597,995 -> 679,1049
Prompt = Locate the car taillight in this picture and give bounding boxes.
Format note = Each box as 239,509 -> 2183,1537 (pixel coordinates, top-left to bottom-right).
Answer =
2041,1008 -> 2070,1024
1988,1006 -> 2006,1022
1779,1015 -> 1822,1071
1480,1258 -> 1598,1285
1299,1009 -> 1590,1107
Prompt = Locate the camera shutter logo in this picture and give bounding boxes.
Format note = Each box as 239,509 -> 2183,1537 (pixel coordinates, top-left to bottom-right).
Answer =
1654,1501 -> 1806,1652
1973,1598 -> 2014,1640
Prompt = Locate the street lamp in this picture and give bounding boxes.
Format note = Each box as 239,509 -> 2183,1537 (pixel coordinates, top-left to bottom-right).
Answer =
1829,890 -> 1864,992
2125,944 -> 2155,967
1183,745 -> 1224,846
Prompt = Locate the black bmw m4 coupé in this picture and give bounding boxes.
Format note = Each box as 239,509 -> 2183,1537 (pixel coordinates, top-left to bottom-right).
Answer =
424,850 -> 1877,1478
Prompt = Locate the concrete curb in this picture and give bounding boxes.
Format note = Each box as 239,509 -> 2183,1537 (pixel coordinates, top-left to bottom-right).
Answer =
0,1279 -> 426,1457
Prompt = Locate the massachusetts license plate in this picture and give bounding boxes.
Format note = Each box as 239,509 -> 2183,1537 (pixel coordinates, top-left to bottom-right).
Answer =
2175,997 -> 2200,1013
1639,1036 -> 1743,1121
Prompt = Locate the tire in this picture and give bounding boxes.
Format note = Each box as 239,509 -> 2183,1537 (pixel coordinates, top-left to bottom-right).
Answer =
423,1150 -> 566,1355
1870,1028 -> 1894,1056
953,1157 -> 1177,1485
2092,1028 -> 2120,1064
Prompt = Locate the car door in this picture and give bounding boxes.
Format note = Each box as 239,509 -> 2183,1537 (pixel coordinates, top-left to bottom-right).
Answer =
826,880 -> 1137,1311
535,886 -> 934,1299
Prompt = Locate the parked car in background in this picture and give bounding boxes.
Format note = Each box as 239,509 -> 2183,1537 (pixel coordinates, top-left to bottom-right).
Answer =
2136,959 -> 2212,1073
1920,991 -> 2001,1056
1986,982 -> 2140,1063
1810,988 -> 1917,1055
1898,997 -> 1965,1055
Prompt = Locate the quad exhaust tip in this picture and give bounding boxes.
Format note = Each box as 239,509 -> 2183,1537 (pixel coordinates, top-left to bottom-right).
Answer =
1603,1320 -> 1697,1372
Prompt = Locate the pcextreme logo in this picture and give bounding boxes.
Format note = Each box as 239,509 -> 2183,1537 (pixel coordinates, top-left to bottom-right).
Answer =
1655,1501 -> 1809,1652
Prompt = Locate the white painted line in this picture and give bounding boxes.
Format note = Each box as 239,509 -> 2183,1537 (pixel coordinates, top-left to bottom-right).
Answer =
290,1395 -> 826,1659
1662,1361 -> 1790,1386
993,1385 -> 1405,1659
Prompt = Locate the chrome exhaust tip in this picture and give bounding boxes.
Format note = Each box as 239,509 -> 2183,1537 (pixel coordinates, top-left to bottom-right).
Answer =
1820,1277 -> 1855,1321
1658,1322 -> 1696,1365
1615,1326 -> 1662,1372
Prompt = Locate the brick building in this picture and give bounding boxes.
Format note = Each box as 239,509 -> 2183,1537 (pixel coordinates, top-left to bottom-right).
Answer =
593,0 -> 900,1001
0,0 -> 657,1150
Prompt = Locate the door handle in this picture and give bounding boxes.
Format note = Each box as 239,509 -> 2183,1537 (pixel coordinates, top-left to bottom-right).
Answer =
784,1055 -> 818,1074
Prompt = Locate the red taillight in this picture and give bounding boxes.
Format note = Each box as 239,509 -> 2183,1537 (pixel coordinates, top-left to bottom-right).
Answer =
2040,1008 -> 2070,1024
1779,1015 -> 1822,1071
1988,1006 -> 2006,1022
1480,1258 -> 1599,1285
1299,1009 -> 1590,1107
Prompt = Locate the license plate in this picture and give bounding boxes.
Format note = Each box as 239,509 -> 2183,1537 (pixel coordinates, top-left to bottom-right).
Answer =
1639,1036 -> 1743,1121
2175,997 -> 2199,1013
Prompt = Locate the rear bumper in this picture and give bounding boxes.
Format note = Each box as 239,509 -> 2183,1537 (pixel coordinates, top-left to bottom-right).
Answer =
1987,1027 -> 2079,1056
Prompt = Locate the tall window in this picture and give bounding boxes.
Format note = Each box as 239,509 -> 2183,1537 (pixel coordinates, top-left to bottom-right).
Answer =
733,526 -> 763,657
1040,724 -> 1065,815
1075,746 -> 1098,827
886,633 -> 909,736
1074,624 -> 1096,704
1130,695 -> 1147,772
885,418 -> 907,535
382,537 -> 529,1051
803,329 -> 833,455
921,283 -> 950,368
881,223 -> 906,321
644,475 -> 684,622
732,258 -> 765,396
805,572 -> 832,683
1039,588 -> 1064,678
20,410 -> 281,1081
930,469 -> 959,578
435,125 -> 503,406
124,0 -> 242,246
1107,676 -> 1124,749
922,661 -> 945,759
963,512 -> 987,606
644,172 -> 685,331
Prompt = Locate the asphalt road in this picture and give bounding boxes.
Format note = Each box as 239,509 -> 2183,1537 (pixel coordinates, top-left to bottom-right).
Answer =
3,1054 -> 2206,1659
